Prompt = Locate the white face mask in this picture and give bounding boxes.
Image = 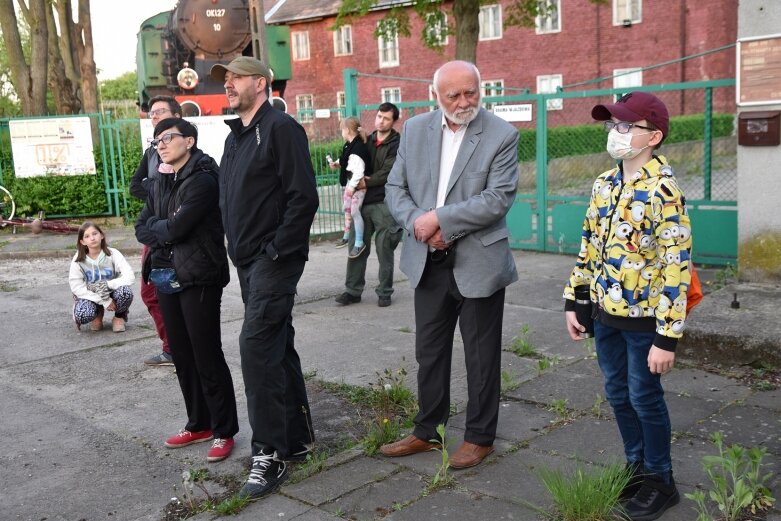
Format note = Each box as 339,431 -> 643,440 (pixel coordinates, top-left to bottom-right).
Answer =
606,128 -> 653,160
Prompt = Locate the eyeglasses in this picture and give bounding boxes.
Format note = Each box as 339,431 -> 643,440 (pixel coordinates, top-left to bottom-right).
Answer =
603,121 -> 656,134
148,108 -> 171,118
150,133 -> 184,147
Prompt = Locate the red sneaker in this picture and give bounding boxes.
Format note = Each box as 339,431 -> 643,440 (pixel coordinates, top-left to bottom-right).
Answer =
207,437 -> 235,462
165,429 -> 213,448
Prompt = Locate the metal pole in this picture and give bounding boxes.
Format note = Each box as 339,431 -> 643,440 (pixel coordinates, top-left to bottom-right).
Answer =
343,68 -> 359,118
703,87 -> 713,201
249,0 -> 269,65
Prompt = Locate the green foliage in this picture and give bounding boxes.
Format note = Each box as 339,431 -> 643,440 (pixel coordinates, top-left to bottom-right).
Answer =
500,369 -> 522,395
214,494 -> 251,515
289,450 -> 329,483
429,424 -> 454,490
539,463 -> 632,521
548,398 -> 569,419
363,416 -> 403,456
510,324 -> 539,358
309,139 -> 342,186
684,431 -> 775,521
538,355 -> 560,374
99,72 -> 138,101
518,113 -> 736,163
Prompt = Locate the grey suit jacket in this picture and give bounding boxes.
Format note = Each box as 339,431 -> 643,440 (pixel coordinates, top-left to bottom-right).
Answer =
385,108 -> 519,298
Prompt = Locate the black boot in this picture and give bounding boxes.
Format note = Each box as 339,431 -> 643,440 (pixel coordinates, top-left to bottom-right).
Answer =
623,473 -> 679,521
619,461 -> 645,502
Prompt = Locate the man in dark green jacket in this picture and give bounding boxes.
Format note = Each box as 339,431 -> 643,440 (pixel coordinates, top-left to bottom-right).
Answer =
336,103 -> 403,307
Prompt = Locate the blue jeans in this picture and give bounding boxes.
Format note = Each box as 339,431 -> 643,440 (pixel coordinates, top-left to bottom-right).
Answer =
595,320 -> 672,477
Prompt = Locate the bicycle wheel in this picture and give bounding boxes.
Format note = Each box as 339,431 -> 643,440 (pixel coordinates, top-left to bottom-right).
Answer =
0,185 -> 15,223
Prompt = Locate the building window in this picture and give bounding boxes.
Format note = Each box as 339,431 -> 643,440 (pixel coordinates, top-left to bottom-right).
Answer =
482,80 -> 504,110
429,85 -> 437,112
292,31 -> 310,61
296,94 -> 314,123
478,5 -> 502,41
426,13 -> 448,46
537,74 -> 563,111
334,25 -> 352,56
378,23 -> 400,67
613,68 -> 643,89
613,0 -> 641,25
381,87 -> 402,104
536,0 -> 561,34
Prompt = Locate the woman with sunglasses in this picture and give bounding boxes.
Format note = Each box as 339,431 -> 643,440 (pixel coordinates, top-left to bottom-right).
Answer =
135,117 -> 239,463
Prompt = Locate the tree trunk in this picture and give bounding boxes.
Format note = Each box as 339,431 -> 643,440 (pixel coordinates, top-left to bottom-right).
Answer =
54,0 -> 81,90
46,3 -> 81,114
0,0 -> 48,115
453,0 -> 479,63
76,0 -> 98,113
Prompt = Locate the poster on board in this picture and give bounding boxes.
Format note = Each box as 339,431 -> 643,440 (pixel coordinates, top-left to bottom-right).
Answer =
9,117 -> 97,178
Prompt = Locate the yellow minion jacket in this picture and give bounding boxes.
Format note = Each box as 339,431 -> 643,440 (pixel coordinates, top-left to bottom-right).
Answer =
563,155 -> 692,351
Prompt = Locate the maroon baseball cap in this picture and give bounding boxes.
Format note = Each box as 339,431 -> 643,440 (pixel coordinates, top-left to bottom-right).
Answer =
592,92 -> 669,140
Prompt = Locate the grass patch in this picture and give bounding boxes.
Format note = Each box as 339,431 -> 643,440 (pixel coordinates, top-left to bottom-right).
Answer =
509,325 -> 540,358
539,463 -> 632,521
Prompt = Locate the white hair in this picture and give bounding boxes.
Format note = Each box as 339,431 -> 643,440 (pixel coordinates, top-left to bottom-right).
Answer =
432,61 -> 481,95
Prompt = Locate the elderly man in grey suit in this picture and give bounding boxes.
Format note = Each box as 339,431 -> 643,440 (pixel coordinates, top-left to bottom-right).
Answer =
381,60 -> 519,469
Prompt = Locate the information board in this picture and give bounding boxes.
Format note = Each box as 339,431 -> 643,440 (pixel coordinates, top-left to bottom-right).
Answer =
9,117 -> 97,178
737,33 -> 781,106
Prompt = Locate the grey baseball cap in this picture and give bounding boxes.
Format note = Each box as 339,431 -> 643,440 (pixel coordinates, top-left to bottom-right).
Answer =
210,56 -> 272,83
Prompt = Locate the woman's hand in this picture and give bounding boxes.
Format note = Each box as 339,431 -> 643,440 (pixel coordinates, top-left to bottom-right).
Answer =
107,300 -> 117,312
565,310 -> 585,341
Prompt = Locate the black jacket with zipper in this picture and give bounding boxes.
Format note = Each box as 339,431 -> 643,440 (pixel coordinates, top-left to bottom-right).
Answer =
219,101 -> 319,267
134,148 -> 229,289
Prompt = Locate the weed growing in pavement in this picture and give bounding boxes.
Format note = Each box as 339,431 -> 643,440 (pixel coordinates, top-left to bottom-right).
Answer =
539,463 -> 631,521
501,369 -> 522,396
590,394 -> 606,418
182,468 -> 213,509
510,325 -> 540,358
428,424 -> 454,491
214,493 -> 251,515
363,417 -> 403,455
537,355 -> 560,375
548,399 -> 569,419
398,326 -> 413,333
710,263 -> 738,290
289,450 -> 330,483
584,337 -> 596,359
685,431 -> 775,521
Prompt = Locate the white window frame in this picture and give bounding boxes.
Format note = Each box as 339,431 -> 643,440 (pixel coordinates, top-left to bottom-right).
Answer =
613,0 -> 642,26
292,31 -> 310,61
481,80 -> 504,110
378,25 -> 400,68
336,91 -> 346,117
536,0 -> 561,34
613,68 -> 643,89
426,13 -> 448,46
381,87 -> 402,104
478,5 -> 502,41
537,74 -> 563,111
429,84 -> 437,112
333,25 -> 352,56
296,94 -> 314,123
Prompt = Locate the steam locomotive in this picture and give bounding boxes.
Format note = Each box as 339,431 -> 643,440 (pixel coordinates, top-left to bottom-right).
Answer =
136,0 -> 291,116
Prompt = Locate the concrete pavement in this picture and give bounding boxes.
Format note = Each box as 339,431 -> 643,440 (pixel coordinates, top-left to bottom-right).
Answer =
0,224 -> 779,521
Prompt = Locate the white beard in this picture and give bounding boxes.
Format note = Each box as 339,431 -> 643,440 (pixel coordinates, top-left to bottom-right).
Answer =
439,103 -> 479,126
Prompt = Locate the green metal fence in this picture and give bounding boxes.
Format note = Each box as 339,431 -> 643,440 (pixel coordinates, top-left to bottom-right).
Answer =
334,70 -> 737,266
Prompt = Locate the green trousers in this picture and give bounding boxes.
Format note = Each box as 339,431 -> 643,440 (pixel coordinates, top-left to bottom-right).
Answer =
345,201 -> 402,298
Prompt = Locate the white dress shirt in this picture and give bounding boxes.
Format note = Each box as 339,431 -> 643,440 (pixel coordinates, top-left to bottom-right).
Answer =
436,113 -> 468,208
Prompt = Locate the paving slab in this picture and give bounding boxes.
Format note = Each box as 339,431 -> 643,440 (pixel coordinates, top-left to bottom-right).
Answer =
664,366 -> 753,404
693,402 -> 781,456
448,400 -> 557,443
507,358 -> 606,412
382,488 -> 540,521
320,469 -> 425,520
283,457 -> 400,506
666,392 -> 724,433
528,417 -> 624,466
744,387 -> 781,411
190,494 -> 312,521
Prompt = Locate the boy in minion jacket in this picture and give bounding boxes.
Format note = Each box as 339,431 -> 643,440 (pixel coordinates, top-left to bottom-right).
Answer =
563,92 -> 692,521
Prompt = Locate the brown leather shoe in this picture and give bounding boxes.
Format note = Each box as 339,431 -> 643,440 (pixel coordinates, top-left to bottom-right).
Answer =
89,309 -> 104,331
380,435 -> 440,457
112,316 -> 126,333
449,441 -> 494,469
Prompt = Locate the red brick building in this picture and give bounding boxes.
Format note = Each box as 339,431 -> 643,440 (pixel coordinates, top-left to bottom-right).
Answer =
267,0 -> 738,139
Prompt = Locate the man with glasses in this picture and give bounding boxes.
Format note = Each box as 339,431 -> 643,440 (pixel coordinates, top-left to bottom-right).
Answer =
130,96 -> 182,367
563,91 -> 689,520
209,56 -> 319,500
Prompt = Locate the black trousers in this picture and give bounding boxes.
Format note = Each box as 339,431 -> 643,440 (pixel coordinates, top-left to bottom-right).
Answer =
412,257 -> 505,446
157,285 -> 239,439
237,254 -> 314,458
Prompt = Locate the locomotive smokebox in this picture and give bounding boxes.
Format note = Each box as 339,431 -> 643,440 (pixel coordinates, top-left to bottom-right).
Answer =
171,0 -> 252,59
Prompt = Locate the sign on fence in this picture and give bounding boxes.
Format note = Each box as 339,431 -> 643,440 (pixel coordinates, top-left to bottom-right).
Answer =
9,117 -> 97,178
492,104 -> 533,122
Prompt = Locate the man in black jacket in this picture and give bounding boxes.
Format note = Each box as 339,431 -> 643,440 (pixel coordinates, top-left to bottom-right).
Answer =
210,56 -> 319,500
129,96 -> 182,366
335,103 -> 403,307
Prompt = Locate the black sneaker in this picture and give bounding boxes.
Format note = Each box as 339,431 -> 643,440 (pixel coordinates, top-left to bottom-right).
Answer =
334,238 -> 349,248
348,244 -> 366,259
378,296 -> 392,307
623,474 -> 679,521
335,292 -> 361,305
286,442 -> 314,462
619,461 -> 644,501
239,450 -> 288,500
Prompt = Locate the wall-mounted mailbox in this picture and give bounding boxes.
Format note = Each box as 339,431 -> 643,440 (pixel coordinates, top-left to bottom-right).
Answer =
738,111 -> 780,146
